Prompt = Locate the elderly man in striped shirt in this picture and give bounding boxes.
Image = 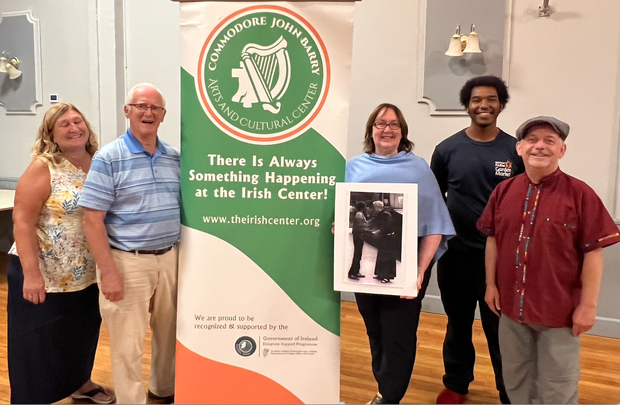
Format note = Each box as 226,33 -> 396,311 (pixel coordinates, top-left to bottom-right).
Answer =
80,83 -> 180,404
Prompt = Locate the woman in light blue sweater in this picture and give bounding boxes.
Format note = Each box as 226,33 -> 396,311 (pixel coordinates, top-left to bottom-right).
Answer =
345,103 -> 455,404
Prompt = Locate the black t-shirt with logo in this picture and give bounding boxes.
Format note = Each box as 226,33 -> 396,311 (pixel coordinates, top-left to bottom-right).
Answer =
430,129 -> 524,251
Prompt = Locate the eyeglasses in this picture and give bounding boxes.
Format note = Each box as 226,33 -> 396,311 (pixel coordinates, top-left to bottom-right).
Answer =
128,104 -> 165,114
373,122 -> 401,130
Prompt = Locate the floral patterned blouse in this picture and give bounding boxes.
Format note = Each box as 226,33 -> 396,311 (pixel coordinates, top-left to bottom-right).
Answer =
9,159 -> 96,292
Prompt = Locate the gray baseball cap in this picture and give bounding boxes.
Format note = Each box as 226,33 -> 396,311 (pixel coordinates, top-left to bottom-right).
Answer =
516,116 -> 570,141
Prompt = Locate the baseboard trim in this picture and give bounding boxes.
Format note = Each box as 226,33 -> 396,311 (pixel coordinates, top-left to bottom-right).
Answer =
421,294 -> 446,314
589,317 -> 620,339
340,293 -> 620,339
341,292 -> 448,315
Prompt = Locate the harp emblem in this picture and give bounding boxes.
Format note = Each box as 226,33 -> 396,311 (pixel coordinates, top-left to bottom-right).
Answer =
197,6 -> 330,143
232,36 -> 291,114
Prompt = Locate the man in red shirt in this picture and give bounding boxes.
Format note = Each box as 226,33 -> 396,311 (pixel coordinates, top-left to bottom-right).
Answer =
477,116 -> 620,404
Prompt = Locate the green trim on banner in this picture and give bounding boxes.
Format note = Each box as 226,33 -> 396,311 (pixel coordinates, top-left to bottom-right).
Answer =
181,68 -> 343,335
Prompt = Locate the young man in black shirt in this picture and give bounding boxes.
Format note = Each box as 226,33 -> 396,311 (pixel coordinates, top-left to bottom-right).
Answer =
430,76 -> 524,404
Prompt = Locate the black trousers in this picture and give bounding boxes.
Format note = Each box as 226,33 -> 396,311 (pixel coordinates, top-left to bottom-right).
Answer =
349,233 -> 364,276
355,261 -> 433,404
437,248 -> 508,402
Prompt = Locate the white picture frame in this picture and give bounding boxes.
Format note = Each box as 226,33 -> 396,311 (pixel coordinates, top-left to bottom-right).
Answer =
334,182 -> 418,297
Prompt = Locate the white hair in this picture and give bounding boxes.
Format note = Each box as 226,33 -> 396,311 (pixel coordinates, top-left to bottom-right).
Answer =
373,201 -> 384,209
125,83 -> 166,108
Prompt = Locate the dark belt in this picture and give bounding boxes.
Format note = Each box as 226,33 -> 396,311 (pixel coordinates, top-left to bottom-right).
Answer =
110,244 -> 175,255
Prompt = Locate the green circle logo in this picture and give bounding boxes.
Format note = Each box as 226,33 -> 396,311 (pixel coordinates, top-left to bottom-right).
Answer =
197,5 -> 330,144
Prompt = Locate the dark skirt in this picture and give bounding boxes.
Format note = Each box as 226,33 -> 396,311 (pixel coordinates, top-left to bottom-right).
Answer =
374,234 -> 397,280
7,255 -> 102,404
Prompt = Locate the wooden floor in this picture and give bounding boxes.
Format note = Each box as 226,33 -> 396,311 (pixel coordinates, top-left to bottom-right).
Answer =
0,252 -> 619,404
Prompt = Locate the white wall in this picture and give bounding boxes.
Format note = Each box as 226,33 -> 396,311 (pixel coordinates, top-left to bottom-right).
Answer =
119,0 -> 620,211
119,0 -> 620,336
124,0 -> 180,149
3,0 -> 618,202
0,1 -> 98,187
345,0 -> 620,336
506,0 -> 620,211
0,0 -> 181,189
0,0 -> 618,334
347,0 -> 620,211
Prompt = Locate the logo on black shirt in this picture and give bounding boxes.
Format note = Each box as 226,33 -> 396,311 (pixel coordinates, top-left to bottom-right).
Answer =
495,161 -> 513,177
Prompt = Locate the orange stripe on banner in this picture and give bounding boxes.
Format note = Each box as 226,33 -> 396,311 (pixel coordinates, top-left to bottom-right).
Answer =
175,340 -> 304,404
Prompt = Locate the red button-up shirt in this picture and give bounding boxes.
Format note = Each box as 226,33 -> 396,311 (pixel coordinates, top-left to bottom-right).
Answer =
477,169 -> 620,327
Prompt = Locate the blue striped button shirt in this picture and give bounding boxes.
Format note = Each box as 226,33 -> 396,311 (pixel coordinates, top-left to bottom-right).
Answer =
79,129 -> 181,251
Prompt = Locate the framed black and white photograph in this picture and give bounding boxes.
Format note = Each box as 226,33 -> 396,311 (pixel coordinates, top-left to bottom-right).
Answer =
334,183 -> 418,297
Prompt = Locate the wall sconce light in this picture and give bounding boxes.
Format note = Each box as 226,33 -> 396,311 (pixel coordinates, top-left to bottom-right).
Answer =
445,24 -> 482,57
539,0 -> 552,17
0,51 -> 22,79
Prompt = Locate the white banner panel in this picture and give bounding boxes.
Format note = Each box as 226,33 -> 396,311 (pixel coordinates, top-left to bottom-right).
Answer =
175,2 -> 356,403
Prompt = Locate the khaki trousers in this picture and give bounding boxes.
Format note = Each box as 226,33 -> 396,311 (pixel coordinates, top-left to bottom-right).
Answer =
499,315 -> 580,404
98,246 -> 178,404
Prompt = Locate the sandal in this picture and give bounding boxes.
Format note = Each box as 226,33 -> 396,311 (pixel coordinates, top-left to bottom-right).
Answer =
368,393 -> 385,404
71,384 -> 116,404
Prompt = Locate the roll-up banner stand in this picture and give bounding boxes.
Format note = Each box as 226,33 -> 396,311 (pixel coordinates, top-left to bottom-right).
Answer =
173,1 -> 358,403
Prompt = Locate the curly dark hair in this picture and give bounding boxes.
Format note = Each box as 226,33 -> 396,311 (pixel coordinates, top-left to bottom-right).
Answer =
459,75 -> 509,108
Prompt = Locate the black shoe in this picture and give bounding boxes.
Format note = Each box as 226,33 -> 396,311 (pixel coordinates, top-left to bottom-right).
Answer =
352,273 -> 365,278
148,390 -> 175,404
348,274 -> 360,280
380,278 -> 391,283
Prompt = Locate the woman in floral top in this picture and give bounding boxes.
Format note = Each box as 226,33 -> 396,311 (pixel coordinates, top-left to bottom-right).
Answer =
8,103 -> 115,404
